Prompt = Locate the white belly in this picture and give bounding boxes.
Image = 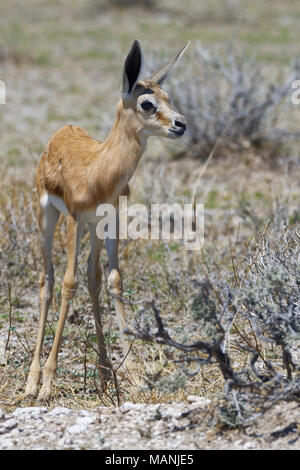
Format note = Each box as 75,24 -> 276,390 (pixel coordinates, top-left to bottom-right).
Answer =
48,193 -> 69,215
45,192 -> 104,224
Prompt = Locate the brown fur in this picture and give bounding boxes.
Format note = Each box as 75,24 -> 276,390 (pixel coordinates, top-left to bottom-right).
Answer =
36,80 -> 178,215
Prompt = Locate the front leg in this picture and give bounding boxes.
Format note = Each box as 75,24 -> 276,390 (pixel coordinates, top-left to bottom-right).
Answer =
105,236 -> 132,364
87,223 -> 111,383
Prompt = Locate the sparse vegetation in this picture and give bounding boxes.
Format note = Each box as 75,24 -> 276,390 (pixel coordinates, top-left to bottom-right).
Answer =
127,224 -> 300,427
168,43 -> 300,159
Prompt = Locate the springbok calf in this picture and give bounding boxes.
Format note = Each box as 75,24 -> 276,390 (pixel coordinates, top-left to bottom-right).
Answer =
25,40 -> 189,400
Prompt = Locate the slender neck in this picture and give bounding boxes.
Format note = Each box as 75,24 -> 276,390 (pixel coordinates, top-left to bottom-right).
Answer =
91,100 -> 148,202
104,100 -> 146,172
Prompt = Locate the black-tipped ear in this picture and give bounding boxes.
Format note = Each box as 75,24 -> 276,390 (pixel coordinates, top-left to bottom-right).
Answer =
122,40 -> 143,97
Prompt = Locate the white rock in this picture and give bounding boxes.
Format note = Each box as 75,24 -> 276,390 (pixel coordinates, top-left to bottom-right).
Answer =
9,428 -> 20,437
75,416 -> 96,426
48,407 -> 73,416
58,436 -> 73,446
0,438 -> 15,449
243,441 -> 255,449
13,407 -> 47,418
187,395 -> 211,406
78,410 -> 94,417
67,423 -> 87,435
234,439 -> 242,446
187,395 -> 200,403
1,418 -> 18,431
119,402 -> 145,412
147,404 -> 161,411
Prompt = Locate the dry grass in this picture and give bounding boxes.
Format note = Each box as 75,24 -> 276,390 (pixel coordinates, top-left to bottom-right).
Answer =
0,152 -> 299,412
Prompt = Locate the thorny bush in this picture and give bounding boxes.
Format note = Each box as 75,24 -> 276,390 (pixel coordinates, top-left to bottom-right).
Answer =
127,227 -> 300,427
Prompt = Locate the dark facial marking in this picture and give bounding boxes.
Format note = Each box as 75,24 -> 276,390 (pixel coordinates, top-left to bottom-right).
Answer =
156,110 -> 171,127
135,84 -> 155,96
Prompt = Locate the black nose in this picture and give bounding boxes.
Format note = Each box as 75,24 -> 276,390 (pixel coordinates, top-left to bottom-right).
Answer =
175,120 -> 186,131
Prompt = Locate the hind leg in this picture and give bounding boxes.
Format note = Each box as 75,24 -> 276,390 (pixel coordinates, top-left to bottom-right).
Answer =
38,214 -> 83,401
25,195 -> 59,397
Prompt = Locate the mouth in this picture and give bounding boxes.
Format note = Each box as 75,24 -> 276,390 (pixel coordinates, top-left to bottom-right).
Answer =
168,128 -> 185,138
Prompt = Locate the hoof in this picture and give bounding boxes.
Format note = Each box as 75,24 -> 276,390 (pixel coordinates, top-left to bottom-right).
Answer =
37,386 -> 52,402
24,384 -> 39,399
37,372 -> 54,401
24,371 -> 40,399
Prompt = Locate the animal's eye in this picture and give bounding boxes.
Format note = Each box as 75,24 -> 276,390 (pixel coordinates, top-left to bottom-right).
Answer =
141,101 -> 155,111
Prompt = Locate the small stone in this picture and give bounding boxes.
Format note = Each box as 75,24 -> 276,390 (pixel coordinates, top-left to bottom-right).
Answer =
48,407 -> 73,416
243,441 -> 255,449
67,423 -> 86,435
66,415 -> 96,435
78,410 -> 94,417
187,395 -> 199,403
186,396 -> 211,407
234,439 -> 242,446
119,402 -> 144,413
0,418 -> 18,434
0,438 -> 14,449
13,407 -> 47,418
9,428 -> 20,437
147,404 -> 160,411
58,436 -> 73,447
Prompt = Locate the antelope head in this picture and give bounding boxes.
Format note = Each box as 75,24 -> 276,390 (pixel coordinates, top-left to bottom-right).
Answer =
121,40 -> 189,140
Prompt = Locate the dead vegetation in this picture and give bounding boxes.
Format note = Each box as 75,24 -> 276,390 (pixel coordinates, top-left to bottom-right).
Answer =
164,42 -> 300,159
1,151 -> 299,421
127,225 -> 300,428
